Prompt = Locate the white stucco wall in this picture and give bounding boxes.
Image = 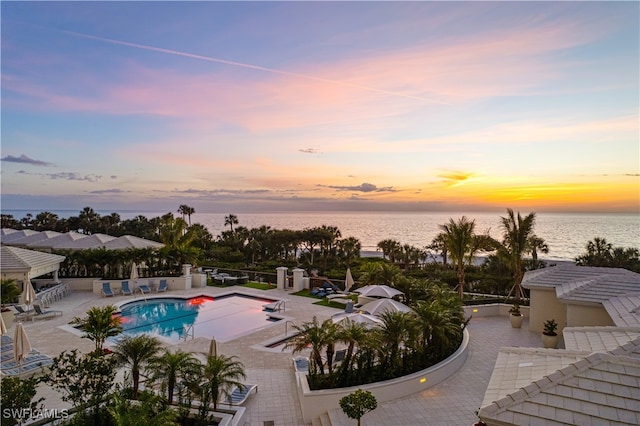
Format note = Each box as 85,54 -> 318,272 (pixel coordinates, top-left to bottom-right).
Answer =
528,288 -> 566,333
566,304 -> 614,327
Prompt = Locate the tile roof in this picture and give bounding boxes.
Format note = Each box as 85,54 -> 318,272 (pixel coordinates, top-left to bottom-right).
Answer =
479,338 -> 640,426
522,265 -> 640,305
563,327 -> 640,353
0,229 -> 41,244
603,294 -> 640,327
51,233 -> 115,249
0,246 -> 66,272
27,232 -> 88,248
481,347 -> 590,408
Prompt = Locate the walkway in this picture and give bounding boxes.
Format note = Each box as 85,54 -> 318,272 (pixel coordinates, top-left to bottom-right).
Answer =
9,287 -> 543,426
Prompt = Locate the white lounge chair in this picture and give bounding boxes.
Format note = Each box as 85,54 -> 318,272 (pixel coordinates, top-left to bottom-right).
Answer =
32,303 -> 63,320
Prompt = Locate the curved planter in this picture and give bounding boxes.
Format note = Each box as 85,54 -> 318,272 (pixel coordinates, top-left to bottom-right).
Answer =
296,328 -> 470,423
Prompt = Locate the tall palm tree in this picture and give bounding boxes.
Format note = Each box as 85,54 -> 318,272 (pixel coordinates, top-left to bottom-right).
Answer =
71,305 -> 123,353
499,209 -> 537,302
529,234 -> 549,266
375,311 -> 417,375
224,214 -> 239,232
439,216 -> 477,299
285,316 -> 330,375
197,354 -> 246,412
177,205 -> 195,226
148,349 -> 201,403
113,335 -> 163,398
336,319 -> 370,377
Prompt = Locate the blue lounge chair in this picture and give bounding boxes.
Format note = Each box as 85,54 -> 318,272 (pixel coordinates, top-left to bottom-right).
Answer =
120,280 -> 132,296
138,284 -> 152,294
226,384 -> 257,405
293,357 -> 309,372
102,282 -> 114,297
32,303 -> 63,319
157,279 -> 168,292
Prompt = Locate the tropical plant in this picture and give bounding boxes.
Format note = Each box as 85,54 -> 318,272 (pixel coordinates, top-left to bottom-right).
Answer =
439,216 -> 477,298
224,214 -> 239,232
339,389 -> 377,426
285,316 -> 331,375
576,237 -> 640,272
108,388 -> 178,426
498,209 -> 537,302
0,376 -> 44,426
44,349 -> 118,426
509,304 -> 521,316
1,279 -> 21,309
148,349 -> 201,404
113,335 -> 163,398
543,319 -> 558,336
71,305 -> 123,353
177,204 -> 195,226
194,354 -> 246,413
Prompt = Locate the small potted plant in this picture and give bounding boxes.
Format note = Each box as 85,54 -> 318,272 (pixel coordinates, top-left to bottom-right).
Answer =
542,319 -> 559,348
508,304 -> 523,328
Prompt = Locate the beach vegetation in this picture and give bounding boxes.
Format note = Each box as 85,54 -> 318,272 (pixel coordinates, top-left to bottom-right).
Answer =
576,237 -> 639,272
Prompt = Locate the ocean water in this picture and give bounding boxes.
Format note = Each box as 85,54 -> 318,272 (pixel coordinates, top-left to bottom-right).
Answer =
4,209 -> 638,261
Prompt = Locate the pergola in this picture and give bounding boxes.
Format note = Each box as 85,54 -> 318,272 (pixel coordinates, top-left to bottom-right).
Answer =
0,246 -> 66,290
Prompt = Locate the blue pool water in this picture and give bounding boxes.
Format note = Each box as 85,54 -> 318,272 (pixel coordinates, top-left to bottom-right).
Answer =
117,294 -> 279,342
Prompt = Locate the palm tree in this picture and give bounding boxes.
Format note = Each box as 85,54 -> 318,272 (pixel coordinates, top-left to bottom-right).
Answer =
529,234 -> 549,267
375,311 -> 417,376
113,335 -> 163,398
224,214 -> 238,232
148,349 -> 201,403
499,209 -> 537,302
412,299 -> 462,358
439,216 -> 477,299
197,354 -> 246,412
177,205 -> 195,226
428,233 -> 449,266
285,316 -> 330,375
336,319 -> 370,379
71,305 -> 123,353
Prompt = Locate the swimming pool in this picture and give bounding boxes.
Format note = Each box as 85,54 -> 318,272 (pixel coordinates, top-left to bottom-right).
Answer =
116,294 -> 281,343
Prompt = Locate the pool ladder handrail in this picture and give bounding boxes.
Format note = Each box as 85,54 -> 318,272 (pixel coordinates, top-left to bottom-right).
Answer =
182,324 -> 194,341
285,320 -> 295,337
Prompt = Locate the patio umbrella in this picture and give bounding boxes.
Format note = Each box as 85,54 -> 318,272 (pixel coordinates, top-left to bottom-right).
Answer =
345,268 -> 355,292
209,338 -> 217,357
331,312 -> 383,328
20,281 -> 37,311
361,298 -> 415,316
354,284 -> 404,299
1,314 -> 7,335
13,322 -> 32,373
130,263 -> 139,283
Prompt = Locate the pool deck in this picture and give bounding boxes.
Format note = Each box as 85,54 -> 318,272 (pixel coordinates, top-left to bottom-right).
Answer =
10,285 -> 544,426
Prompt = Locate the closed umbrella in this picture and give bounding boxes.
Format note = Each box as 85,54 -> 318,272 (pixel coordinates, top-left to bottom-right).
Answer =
1,314 -> 7,335
354,284 -> 404,299
20,281 -> 37,311
13,322 -> 32,373
130,263 -> 139,283
345,268 -> 355,292
208,338 -> 217,357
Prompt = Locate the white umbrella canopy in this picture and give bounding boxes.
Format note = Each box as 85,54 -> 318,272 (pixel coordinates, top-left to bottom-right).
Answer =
20,282 -> 37,310
13,322 -> 32,372
345,268 -> 355,292
331,312 -> 383,328
361,298 -> 414,316
130,263 -> 140,283
354,284 -> 404,299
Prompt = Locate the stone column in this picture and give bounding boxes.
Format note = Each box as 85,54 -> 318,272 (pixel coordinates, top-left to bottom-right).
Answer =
292,268 -> 305,292
276,267 -> 288,290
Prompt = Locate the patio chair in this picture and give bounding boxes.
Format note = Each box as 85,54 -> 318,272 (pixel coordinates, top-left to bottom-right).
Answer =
344,300 -> 355,313
226,383 -> 258,405
332,349 -> 347,366
32,303 -> 63,320
120,281 -> 132,296
157,279 -> 168,292
102,282 -> 114,297
292,356 -> 309,372
138,284 -> 152,295
13,305 -> 35,320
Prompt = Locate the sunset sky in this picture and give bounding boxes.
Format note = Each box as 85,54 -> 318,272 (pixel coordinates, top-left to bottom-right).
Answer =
2,2 -> 638,214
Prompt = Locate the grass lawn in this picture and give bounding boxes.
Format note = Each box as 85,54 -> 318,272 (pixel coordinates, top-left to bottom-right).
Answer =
241,282 -> 275,290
